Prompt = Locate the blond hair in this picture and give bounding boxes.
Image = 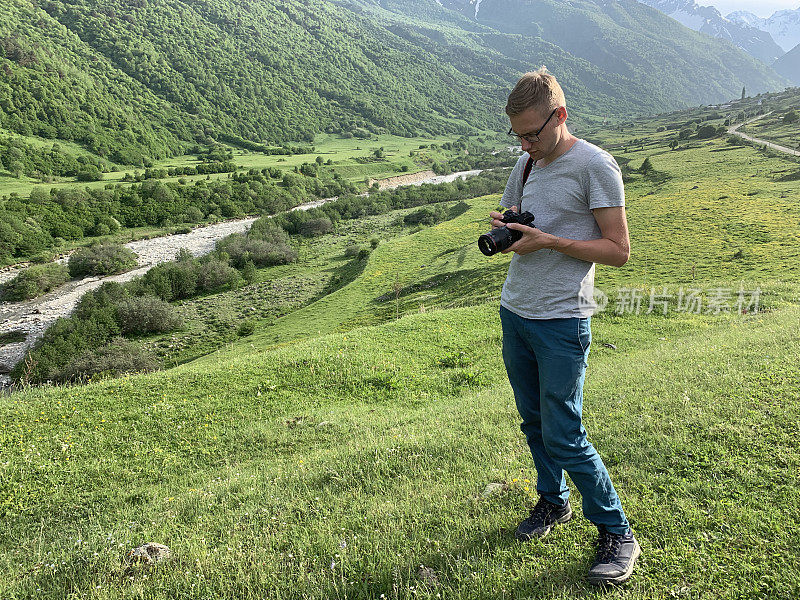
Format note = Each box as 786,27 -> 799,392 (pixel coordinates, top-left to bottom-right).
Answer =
505,67 -> 566,116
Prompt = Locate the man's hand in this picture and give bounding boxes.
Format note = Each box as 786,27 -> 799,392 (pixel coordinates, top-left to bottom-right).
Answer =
489,205 -> 557,256
489,205 -> 515,229
501,222 -> 558,255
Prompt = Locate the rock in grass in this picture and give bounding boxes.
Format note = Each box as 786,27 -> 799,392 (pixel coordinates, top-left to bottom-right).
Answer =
481,482 -> 508,498
417,565 -> 439,586
127,542 -> 171,565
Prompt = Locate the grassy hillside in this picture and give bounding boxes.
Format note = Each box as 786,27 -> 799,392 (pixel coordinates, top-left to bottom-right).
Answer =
733,88 -> 800,152
2,301 -> 799,598
4,98 -> 800,597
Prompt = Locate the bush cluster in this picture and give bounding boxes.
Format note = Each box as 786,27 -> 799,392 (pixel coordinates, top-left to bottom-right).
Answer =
0,262 -> 69,301
134,255 -> 241,301
13,218 -> 302,384
116,296 -> 184,335
68,243 -> 138,278
11,281 -> 182,384
61,338 -> 159,382
404,205 -> 448,226
216,234 -> 297,268
300,217 -> 333,237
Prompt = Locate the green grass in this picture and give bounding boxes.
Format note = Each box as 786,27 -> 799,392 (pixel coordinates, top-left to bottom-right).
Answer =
4,99 -> 800,597
2,302 -> 799,598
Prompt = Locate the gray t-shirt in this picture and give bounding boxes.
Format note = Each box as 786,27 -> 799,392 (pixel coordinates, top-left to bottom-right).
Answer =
499,139 -> 625,319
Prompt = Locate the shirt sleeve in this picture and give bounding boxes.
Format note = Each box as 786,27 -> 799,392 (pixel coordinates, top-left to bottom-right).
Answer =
586,151 -> 625,210
500,154 -> 527,209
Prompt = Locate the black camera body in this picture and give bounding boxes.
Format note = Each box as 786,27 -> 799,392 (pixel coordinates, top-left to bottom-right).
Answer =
478,210 -> 536,256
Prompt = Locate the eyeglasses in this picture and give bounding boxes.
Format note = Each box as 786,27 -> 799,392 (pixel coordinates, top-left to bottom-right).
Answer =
507,108 -> 558,144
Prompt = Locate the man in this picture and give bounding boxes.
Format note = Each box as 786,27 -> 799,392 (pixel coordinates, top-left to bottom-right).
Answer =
491,68 -> 639,586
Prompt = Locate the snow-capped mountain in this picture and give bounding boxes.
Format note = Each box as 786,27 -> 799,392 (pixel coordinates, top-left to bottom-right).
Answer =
638,0 -> 784,64
727,8 -> 800,53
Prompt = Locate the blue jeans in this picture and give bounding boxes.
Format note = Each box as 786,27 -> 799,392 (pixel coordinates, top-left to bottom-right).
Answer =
500,306 -> 629,535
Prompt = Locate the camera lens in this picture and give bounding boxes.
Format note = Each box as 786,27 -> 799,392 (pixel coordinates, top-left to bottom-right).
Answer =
478,233 -> 498,256
478,227 -> 513,256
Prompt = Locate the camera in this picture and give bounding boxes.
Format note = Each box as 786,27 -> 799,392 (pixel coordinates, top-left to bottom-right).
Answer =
478,210 -> 536,256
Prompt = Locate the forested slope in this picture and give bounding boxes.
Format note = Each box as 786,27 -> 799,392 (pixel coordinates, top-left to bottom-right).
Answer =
0,0 -> 789,168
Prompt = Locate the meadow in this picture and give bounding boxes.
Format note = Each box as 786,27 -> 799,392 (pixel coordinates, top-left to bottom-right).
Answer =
0,131 -> 483,199
2,101 -> 800,598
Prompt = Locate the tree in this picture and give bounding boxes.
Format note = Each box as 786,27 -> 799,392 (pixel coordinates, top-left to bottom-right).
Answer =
784,110 -> 799,124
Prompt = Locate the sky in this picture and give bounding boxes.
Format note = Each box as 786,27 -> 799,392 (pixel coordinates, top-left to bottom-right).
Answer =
708,0 -> 799,18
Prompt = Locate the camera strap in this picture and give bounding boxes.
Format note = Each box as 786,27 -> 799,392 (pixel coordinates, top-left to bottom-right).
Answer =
522,156 -> 534,186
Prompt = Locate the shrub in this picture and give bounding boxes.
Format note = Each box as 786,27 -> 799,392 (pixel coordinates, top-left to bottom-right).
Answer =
344,244 -> 363,257
155,261 -> 198,299
75,165 -> 103,181
62,338 -> 159,381
696,124 -> 720,139
115,296 -> 183,335
1,263 -> 69,301
184,206 -> 204,222
197,258 -> 241,292
237,320 -> 256,336
247,218 -> 290,242
68,243 -> 137,278
300,217 -> 333,237
241,260 -> 257,283
216,233 -> 297,267
404,205 -> 447,226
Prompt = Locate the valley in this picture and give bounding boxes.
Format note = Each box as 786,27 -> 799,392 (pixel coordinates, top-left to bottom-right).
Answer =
2,0 -> 800,597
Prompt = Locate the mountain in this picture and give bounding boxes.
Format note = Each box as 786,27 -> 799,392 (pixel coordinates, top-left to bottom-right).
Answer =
727,8 -> 800,53
773,42 -> 800,85
0,0 -> 788,167
1,0 -> 524,164
397,0 -> 785,101
636,0 -> 784,64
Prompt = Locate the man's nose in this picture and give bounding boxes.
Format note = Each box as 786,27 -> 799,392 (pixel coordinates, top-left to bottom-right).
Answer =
520,138 -> 533,151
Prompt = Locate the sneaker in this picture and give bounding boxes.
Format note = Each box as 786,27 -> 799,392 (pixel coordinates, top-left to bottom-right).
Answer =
587,526 -> 641,586
515,496 -> 572,541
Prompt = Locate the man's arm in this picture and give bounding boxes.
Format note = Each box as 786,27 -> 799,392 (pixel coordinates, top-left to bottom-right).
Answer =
551,206 -> 630,267
491,206 -> 630,267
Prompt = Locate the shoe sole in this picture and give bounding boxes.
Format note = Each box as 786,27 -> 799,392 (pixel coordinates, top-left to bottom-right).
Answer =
515,506 -> 573,541
587,539 -> 641,586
